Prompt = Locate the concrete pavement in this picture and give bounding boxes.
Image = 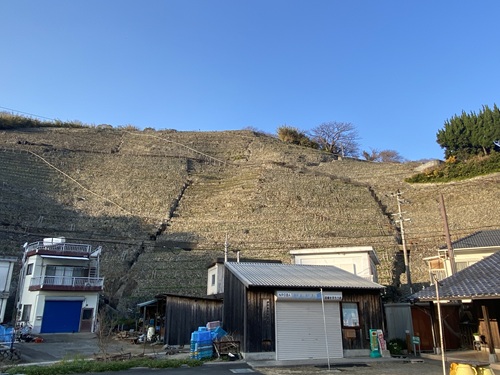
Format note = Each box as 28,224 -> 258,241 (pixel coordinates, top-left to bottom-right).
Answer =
7,333 -> 500,375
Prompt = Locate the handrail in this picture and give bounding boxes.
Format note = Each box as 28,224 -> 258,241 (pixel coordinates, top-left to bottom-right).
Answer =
29,276 -> 104,288
25,241 -> 92,255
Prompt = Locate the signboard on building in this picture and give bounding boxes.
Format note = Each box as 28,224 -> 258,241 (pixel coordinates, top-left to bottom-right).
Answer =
275,290 -> 342,302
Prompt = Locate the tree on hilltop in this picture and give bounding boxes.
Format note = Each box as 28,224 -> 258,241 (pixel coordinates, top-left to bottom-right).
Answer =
436,104 -> 500,159
362,148 -> 404,163
310,121 -> 360,157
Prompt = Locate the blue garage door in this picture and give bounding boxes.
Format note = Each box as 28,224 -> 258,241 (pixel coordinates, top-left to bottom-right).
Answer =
41,300 -> 82,333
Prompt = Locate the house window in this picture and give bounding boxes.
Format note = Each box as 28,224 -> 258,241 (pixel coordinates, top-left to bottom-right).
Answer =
342,302 -> 360,327
21,304 -> 32,321
45,266 -> 86,277
211,274 -> 216,286
82,308 -> 93,320
26,263 -> 34,275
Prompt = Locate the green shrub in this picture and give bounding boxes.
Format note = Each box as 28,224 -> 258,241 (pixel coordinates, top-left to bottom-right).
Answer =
3,357 -> 203,375
406,152 -> 500,183
387,338 -> 407,355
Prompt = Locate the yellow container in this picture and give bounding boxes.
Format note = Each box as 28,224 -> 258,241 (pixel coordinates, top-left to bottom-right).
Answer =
450,363 -> 477,375
476,366 -> 496,375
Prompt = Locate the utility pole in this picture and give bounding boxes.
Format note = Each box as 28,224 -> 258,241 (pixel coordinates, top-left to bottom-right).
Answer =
392,191 -> 413,293
439,193 -> 457,275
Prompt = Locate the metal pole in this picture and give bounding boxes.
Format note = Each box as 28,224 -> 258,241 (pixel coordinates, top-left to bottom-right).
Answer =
224,234 -> 228,263
433,274 -> 446,375
320,288 -> 331,371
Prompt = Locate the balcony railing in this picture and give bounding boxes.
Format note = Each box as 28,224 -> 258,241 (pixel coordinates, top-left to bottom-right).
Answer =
25,241 -> 92,257
29,276 -> 104,291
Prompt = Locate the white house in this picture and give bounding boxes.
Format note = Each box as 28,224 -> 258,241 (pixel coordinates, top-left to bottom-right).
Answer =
424,230 -> 500,282
0,257 -> 17,323
290,246 -> 380,283
17,238 -> 104,334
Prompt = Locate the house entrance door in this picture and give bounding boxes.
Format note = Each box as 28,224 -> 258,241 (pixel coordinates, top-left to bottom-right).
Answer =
80,308 -> 94,332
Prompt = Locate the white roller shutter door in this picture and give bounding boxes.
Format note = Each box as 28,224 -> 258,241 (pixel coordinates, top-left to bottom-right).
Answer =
275,300 -> 343,361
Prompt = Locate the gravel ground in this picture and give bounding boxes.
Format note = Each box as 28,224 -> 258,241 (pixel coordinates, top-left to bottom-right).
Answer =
255,359 -> 446,375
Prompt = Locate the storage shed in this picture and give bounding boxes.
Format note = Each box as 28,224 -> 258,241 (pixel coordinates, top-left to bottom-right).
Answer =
153,294 -> 223,346
223,262 -> 385,361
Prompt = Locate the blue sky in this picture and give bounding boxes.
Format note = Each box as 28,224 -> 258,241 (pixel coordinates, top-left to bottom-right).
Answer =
2,1 -> 500,161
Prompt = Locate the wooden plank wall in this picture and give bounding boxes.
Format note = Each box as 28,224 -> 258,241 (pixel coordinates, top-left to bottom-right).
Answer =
222,270 -> 247,349
341,291 -> 384,350
476,300 -> 500,349
245,288 -> 276,353
164,295 -> 223,345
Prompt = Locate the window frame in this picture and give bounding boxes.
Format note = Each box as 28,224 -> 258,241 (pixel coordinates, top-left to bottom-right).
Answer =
341,302 -> 360,328
21,304 -> 32,322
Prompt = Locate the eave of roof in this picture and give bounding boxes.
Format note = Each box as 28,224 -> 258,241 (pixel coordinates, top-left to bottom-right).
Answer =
440,230 -> 500,250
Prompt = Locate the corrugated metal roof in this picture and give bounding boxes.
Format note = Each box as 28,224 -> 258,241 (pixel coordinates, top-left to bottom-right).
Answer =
411,251 -> 500,301
225,262 -> 384,290
440,230 -> 500,249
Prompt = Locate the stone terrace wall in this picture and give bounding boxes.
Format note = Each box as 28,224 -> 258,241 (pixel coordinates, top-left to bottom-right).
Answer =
1,128 -> 499,310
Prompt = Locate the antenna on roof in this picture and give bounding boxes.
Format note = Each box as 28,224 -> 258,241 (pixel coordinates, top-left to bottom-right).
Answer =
224,234 -> 228,263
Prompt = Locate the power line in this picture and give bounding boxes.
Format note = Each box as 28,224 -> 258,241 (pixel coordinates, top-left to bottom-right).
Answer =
0,105 -> 56,121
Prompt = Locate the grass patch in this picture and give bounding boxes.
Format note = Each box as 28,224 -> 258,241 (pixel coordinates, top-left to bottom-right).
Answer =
2,357 -> 203,375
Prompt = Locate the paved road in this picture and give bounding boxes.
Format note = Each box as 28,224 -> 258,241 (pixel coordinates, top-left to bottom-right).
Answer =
86,362 -> 261,374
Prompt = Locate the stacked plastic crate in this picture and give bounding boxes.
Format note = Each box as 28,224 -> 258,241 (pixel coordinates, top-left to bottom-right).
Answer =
189,327 -> 213,360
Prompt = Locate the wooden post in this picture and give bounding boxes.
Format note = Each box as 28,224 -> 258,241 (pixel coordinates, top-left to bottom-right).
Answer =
481,305 -> 498,363
439,194 -> 457,275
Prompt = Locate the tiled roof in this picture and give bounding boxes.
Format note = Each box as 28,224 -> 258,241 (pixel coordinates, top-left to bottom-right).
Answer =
441,230 -> 500,249
411,251 -> 500,301
225,262 -> 384,290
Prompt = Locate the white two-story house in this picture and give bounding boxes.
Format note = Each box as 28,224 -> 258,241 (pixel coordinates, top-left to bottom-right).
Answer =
290,246 -> 380,283
17,238 -> 104,334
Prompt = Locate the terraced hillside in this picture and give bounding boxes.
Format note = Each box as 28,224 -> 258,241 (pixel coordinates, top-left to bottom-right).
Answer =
1,127 -> 499,311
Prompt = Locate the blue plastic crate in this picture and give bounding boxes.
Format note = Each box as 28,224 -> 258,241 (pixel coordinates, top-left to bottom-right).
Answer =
210,326 -> 227,340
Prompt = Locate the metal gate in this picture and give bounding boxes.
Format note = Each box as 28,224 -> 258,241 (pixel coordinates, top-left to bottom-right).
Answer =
275,300 -> 343,360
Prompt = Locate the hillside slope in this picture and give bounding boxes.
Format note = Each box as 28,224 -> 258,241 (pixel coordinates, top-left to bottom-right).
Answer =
1,128 -> 499,310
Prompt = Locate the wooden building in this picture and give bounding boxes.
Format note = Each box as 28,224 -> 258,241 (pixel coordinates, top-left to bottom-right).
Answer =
411,251 -> 500,363
223,262 -> 385,361
139,294 -> 223,346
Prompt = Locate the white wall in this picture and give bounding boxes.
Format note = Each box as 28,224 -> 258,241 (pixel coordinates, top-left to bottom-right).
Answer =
207,263 -> 224,295
291,247 -> 379,282
0,258 -> 16,323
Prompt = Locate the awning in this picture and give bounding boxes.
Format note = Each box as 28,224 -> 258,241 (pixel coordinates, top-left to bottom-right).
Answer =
40,255 -> 89,261
137,299 -> 157,308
